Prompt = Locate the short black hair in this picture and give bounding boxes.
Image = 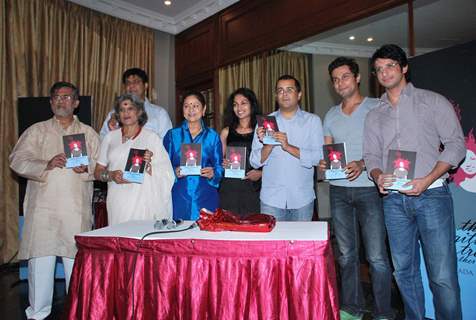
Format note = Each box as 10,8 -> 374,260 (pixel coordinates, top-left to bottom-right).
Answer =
275,75 -> 302,93
114,94 -> 148,127
122,68 -> 149,84
371,44 -> 408,69
224,87 -> 262,130
49,82 -> 79,100
328,57 -> 359,78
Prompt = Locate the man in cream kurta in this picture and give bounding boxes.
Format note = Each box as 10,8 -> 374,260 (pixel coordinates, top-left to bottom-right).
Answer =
9,82 -> 100,320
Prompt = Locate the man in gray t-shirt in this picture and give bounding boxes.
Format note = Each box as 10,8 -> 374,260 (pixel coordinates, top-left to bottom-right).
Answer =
319,57 -> 394,320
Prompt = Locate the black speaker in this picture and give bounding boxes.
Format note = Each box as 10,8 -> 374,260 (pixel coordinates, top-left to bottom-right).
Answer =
16,96 -> 92,215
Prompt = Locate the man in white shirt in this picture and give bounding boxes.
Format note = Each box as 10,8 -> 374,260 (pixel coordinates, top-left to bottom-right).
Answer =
99,68 -> 172,139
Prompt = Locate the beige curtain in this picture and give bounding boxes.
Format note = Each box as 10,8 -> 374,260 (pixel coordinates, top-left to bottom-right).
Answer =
0,0 -> 155,263
217,50 -> 311,128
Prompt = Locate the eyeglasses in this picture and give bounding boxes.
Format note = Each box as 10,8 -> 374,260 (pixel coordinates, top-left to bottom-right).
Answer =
275,87 -> 297,95
52,95 -> 74,102
373,62 -> 399,75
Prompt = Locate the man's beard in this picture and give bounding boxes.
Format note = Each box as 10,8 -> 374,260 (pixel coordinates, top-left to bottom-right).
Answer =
54,106 -> 73,117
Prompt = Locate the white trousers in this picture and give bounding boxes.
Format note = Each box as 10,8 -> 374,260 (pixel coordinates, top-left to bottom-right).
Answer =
25,256 -> 74,320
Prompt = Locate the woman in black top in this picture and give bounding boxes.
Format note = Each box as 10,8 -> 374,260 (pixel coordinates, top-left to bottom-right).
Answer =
219,88 -> 262,216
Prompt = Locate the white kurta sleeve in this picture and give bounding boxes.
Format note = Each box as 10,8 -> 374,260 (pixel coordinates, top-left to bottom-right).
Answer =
9,125 -> 49,182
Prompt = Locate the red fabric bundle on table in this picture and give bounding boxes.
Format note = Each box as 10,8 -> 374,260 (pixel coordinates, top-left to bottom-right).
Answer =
197,208 -> 276,232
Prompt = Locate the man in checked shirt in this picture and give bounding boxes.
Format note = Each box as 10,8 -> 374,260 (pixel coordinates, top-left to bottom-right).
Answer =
363,44 -> 465,320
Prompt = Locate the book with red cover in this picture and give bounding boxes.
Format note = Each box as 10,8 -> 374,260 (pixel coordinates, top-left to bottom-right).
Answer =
225,146 -> 246,179
385,149 -> 416,191
257,115 -> 280,145
323,143 -> 347,180
63,133 -> 89,168
180,143 -> 202,175
124,148 -> 146,183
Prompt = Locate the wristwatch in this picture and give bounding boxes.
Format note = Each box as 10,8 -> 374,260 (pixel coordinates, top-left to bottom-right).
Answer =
101,170 -> 111,182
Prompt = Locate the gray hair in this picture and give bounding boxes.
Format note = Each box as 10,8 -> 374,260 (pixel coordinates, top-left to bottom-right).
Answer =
113,94 -> 148,127
50,81 -> 79,100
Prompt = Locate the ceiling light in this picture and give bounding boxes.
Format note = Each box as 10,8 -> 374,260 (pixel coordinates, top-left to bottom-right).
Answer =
164,0 -> 172,6
367,37 -> 374,42
349,36 -> 355,40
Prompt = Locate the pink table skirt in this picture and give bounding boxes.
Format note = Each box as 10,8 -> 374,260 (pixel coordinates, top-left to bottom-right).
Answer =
66,236 -> 339,320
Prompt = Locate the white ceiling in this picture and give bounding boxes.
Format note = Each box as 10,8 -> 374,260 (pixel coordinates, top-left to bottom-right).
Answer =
281,0 -> 476,57
68,0 -> 239,34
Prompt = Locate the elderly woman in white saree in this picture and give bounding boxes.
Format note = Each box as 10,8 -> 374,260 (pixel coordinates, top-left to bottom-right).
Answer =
94,94 -> 174,225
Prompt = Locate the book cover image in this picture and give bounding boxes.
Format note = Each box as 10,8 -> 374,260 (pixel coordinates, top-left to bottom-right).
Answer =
63,133 -> 89,168
385,149 -> 417,191
180,144 -> 202,175
124,148 -> 146,183
257,115 -> 281,145
323,143 -> 347,180
225,146 -> 246,179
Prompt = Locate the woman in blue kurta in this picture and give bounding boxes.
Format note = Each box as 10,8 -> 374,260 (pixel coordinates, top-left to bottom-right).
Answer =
163,91 -> 223,220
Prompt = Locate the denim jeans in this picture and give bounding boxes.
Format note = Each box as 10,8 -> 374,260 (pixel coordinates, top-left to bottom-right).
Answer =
330,185 -> 394,319
383,185 -> 462,320
260,201 -> 314,221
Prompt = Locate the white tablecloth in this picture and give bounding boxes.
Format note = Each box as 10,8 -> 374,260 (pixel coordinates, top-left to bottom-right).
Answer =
79,220 -> 328,241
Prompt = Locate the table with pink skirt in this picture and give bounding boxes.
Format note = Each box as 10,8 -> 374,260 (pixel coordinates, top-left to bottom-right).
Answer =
66,220 -> 339,320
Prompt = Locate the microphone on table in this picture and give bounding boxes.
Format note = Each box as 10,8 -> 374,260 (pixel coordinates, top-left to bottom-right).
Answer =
154,218 -> 183,230
141,218 -> 196,240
